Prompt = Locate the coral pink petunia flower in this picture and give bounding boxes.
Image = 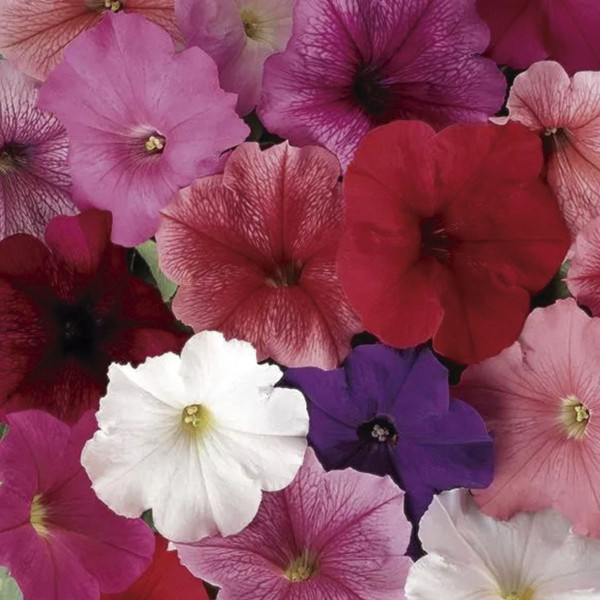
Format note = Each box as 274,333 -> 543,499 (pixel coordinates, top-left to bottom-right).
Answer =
0,210 -> 184,423
157,141 -> 361,369
0,0 -> 181,80
568,217 -> 600,315
0,61 -> 75,240
338,120 -> 570,364
38,12 -> 249,247
502,60 -> 600,238
258,0 -> 505,169
102,535 -> 209,600
455,298 -> 600,538
477,0 -> 600,74
176,448 -> 413,600
177,0 -> 293,116
0,410 -> 154,600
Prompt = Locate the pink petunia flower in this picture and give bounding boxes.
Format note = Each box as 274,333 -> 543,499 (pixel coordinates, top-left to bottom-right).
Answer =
0,410 -> 154,600
502,60 -> 600,238
455,299 -> 600,538
176,448 -> 413,600
38,12 -> 249,247
0,0 -> 181,80
568,217 -> 600,316
258,0 -> 505,169
177,0 -> 293,116
156,141 -> 361,369
0,61 -> 75,240
477,0 -> 600,74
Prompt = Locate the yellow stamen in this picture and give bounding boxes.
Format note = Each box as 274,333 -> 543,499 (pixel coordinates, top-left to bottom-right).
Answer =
543,127 -> 558,136
145,135 -> 165,153
504,589 -> 534,600
30,494 -> 49,537
240,9 -> 263,41
182,404 -> 213,435
284,549 -> 319,582
561,394 -> 591,440
104,0 -> 123,12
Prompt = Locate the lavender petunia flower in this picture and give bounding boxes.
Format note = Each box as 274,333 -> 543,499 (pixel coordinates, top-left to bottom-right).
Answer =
0,61 -> 74,240
282,344 -> 494,556
258,0 -> 506,169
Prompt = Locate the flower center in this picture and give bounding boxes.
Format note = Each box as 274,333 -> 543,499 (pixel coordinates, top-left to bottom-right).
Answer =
182,404 -> 213,435
145,134 -> 166,154
561,394 -> 591,440
503,588 -> 534,600
0,142 -> 28,176
104,0 -> 123,11
351,63 -> 394,123
55,304 -> 98,360
357,416 -> 398,444
420,214 -> 454,266
240,9 -> 264,41
284,549 -> 319,582
266,261 -> 303,288
30,494 -> 49,537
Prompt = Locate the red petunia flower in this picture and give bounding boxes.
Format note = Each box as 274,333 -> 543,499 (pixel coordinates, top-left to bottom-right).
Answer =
338,120 -> 570,364
0,209 -> 184,423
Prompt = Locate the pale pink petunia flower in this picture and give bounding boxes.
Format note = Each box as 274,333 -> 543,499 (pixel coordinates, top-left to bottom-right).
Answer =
177,0 -> 293,116
176,448 -> 413,600
38,12 -> 249,247
567,216 -> 600,316
0,61 -> 75,240
156,141 -> 361,369
0,0 -> 182,81
503,60 -> 600,238
455,298 -> 600,538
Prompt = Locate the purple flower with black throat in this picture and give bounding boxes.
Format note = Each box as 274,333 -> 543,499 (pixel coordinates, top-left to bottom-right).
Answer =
282,344 -> 494,556
258,0 -> 506,169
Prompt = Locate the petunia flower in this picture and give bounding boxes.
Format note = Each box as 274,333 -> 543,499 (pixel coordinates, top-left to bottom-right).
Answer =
38,12 -> 249,247
405,489 -> 600,600
0,410 -> 154,600
338,120 -> 570,364
568,217 -> 600,315
282,344 -> 493,557
0,0 -> 181,80
81,330 -> 309,543
156,142 -> 361,369
502,60 -> 600,238
455,298 -> 600,538
102,535 -> 209,600
258,0 -> 505,169
177,0 -> 293,115
477,0 -> 600,74
0,209 -> 183,423
0,60 -> 75,240
176,448 -> 413,600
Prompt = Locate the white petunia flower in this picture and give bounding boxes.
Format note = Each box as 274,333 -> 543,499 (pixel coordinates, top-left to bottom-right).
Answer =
406,490 -> 600,600
81,331 -> 309,543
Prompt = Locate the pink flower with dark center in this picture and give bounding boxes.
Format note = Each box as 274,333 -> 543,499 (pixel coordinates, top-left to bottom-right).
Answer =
0,410 -> 154,600
502,60 -> 600,238
258,0 -> 505,169
176,449 -> 413,600
0,0 -> 182,80
0,60 -> 75,240
157,141 -> 361,369
38,12 -> 249,247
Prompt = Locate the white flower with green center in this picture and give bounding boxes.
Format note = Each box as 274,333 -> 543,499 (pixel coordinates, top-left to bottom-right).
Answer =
81,331 -> 309,543
406,490 -> 600,600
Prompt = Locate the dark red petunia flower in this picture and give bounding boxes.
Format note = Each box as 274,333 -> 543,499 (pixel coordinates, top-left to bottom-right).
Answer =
0,209 -> 184,423
102,535 -> 209,600
338,121 -> 570,364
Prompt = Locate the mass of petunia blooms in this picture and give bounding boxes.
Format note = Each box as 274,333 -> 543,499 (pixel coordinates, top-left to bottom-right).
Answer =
2,0 -> 600,598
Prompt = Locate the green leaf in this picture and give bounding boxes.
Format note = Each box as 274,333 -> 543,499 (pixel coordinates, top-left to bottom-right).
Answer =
0,423 -> 7,442
0,568 -> 23,600
554,260 -> 571,300
135,240 -> 177,302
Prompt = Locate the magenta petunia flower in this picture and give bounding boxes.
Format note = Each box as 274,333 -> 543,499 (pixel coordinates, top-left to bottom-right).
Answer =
0,410 -> 154,600
177,0 -> 293,116
0,60 -> 75,240
38,12 -> 249,247
0,0 -> 182,80
157,141 -> 361,369
568,217 -> 600,316
258,0 -> 505,168
176,448 -> 413,600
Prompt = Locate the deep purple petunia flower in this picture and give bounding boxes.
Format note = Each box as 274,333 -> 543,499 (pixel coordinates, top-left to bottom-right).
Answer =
282,344 -> 494,556
258,0 -> 506,168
